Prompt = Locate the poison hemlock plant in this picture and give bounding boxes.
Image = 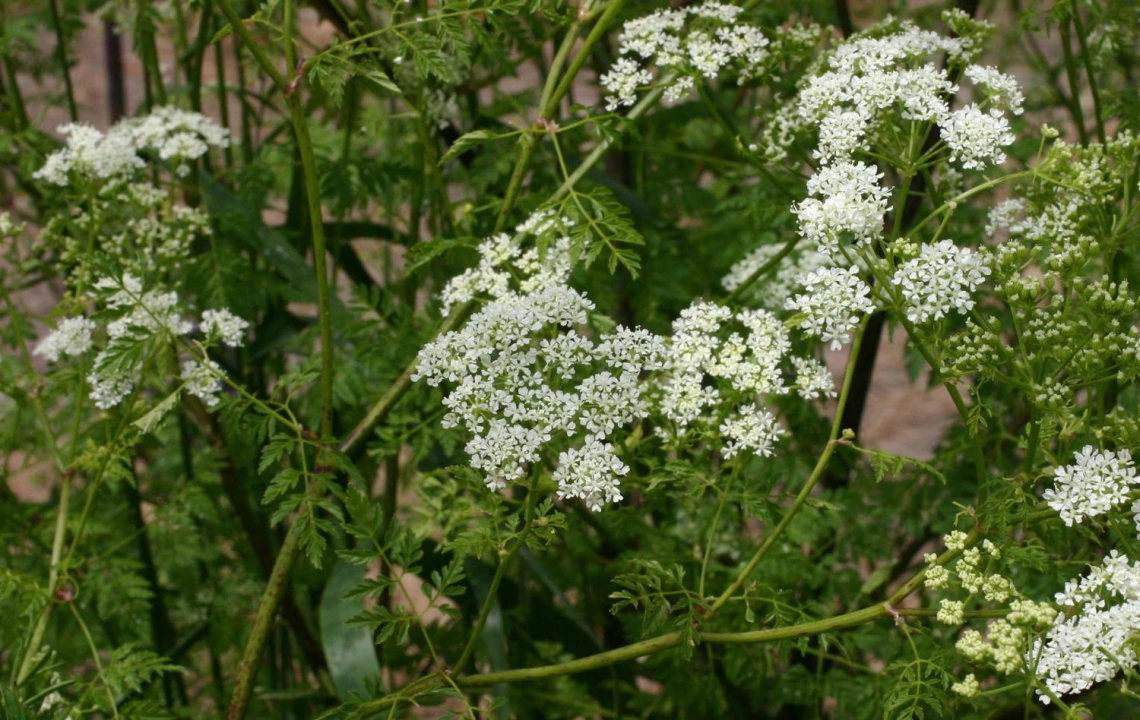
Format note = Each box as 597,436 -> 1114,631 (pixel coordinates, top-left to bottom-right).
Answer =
2,0 -> 1139,718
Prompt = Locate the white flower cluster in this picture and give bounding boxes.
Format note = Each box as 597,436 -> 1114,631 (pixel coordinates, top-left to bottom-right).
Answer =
33,316 -> 96,363
105,200 -> 213,270
957,619 -> 1032,675
120,105 -> 230,176
719,404 -> 783,459
599,1 -> 771,111
662,303 -> 786,425
35,273 -> 248,415
963,65 -> 1025,116
34,123 -> 145,185
201,309 -> 251,348
438,210 -> 574,313
554,439 -> 630,510
790,356 -> 835,400
891,239 -> 991,323
720,241 -> 831,308
923,530 -> 1057,687
660,301 -> 837,458
950,673 -> 979,698
414,284 -> 666,510
1030,551 -> 1140,703
794,161 -> 891,254
940,104 -> 1016,170
1043,446 -> 1138,527
795,19 -> 1018,169
785,266 -> 875,350
35,106 -> 228,185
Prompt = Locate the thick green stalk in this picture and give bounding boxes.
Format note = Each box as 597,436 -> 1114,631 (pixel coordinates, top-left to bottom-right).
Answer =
15,473 -> 70,685
215,0 -> 288,92
438,533 -> 975,694
139,0 -> 168,107
212,10 -> 235,169
225,508 -> 307,720
545,0 -> 626,112
0,5 -> 29,132
457,630 -> 686,688
289,102 -> 336,436
493,13 -> 584,234
338,306 -> 466,454
218,0 -> 336,716
707,318 -> 867,617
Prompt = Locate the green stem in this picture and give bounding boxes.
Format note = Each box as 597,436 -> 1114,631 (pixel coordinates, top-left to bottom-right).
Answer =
288,102 -> 336,436
707,317 -> 868,617
47,0 -> 78,121
453,478 -> 541,673
338,305 -> 466,455
0,284 -> 72,686
69,603 -> 120,718
545,0 -> 626,112
219,0 -> 336,716
140,0 -> 168,107
458,630 -> 687,689
15,472 -> 71,685
539,18 -> 583,123
698,469 -> 736,597
492,16 -> 580,234
225,490 -> 311,720
1069,6 -> 1106,145
1059,18 -> 1089,146
362,531 -> 975,702
215,0 -> 288,92
0,5 -> 30,132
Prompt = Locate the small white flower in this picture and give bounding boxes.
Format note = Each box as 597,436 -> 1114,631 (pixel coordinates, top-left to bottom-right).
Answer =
721,241 -> 831,308
785,265 -> 875,350
936,599 -> 965,625
34,123 -> 144,185
951,673 -> 979,698
1043,446 -> 1137,527
1031,551 -> 1140,703
892,239 -> 991,323
940,104 -> 1015,169
791,356 -> 835,400
923,559 -> 950,590
944,530 -> 969,551
795,161 -> 891,253
554,438 -> 629,511
34,316 -> 96,362
964,64 -> 1025,115
88,367 -> 135,410
720,404 -> 784,459
201,309 -> 250,347
181,358 -> 225,407
600,57 -> 654,112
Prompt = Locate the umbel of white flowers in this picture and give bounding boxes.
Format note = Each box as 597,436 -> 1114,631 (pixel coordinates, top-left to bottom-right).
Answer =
35,105 -> 230,185
417,212 -> 837,511
1025,446 -> 1140,703
35,273 -> 249,412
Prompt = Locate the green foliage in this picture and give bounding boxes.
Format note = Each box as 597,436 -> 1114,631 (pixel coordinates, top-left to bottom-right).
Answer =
3,0 -> 1140,717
